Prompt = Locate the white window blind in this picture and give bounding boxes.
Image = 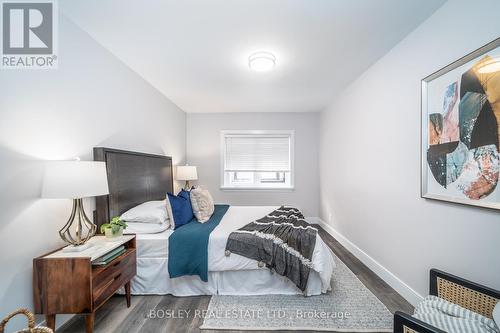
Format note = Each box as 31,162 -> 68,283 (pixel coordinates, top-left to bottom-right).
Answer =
224,135 -> 291,172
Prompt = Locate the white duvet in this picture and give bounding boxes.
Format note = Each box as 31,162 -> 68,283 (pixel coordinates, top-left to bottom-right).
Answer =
207,206 -> 336,293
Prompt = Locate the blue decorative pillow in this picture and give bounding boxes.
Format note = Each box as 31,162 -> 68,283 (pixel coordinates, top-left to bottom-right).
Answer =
167,189 -> 194,229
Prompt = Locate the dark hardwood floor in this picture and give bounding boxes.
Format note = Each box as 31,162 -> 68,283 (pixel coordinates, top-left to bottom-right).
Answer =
59,226 -> 413,333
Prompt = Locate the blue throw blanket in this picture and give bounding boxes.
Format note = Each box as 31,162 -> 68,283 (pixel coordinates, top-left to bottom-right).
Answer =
168,204 -> 230,281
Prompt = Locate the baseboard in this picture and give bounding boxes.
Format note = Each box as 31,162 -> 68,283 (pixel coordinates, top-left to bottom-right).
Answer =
37,314 -> 75,332
308,217 -> 423,306
306,217 -> 322,224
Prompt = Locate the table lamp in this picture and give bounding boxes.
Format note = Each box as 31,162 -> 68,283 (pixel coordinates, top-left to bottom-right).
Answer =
42,160 -> 109,251
176,165 -> 198,190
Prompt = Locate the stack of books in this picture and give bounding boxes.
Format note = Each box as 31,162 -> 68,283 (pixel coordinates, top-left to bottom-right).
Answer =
92,245 -> 126,266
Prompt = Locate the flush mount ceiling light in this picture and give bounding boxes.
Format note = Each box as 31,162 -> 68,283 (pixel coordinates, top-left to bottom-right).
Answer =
477,57 -> 500,73
248,52 -> 276,72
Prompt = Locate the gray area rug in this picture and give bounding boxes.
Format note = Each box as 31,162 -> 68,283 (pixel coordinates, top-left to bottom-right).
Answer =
200,253 -> 393,331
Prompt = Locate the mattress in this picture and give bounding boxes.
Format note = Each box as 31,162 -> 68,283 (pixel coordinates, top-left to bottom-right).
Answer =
128,259 -> 324,296
129,205 -> 335,296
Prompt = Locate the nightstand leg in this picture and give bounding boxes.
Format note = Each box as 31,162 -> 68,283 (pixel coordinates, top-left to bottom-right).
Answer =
125,281 -> 131,307
85,313 -> 94,333
46,314 -> 55,331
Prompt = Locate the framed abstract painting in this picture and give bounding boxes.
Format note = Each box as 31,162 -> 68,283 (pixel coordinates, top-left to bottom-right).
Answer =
421,38 -> 500,210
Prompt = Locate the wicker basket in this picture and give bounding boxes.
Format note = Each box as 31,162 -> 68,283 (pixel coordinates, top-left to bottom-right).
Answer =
0,309 -> 53,333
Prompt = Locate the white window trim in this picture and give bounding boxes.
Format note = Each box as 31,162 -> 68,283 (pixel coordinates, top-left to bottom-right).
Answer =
220,130 -> 295,191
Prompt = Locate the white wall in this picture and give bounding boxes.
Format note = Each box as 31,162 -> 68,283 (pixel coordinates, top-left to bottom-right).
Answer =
319,0 -> 500,305
187,112 -> 319,217
0,16 -> 186,331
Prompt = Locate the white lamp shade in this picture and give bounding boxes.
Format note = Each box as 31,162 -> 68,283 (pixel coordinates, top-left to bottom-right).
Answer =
176,165 -> 198,181
42,161 -> 109,199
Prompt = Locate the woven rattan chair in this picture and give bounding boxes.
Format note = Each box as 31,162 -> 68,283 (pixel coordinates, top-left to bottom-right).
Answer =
0,308 -> 53,333
394,269 -> 500,333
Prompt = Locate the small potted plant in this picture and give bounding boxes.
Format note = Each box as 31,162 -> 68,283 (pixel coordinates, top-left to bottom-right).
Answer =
100,216 -> 127,240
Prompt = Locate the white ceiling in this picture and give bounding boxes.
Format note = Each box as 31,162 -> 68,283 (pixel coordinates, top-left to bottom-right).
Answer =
61,0 -> 445,113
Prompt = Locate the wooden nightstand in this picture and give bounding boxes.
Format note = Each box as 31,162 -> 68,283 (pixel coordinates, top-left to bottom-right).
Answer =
33,235 -> 137,333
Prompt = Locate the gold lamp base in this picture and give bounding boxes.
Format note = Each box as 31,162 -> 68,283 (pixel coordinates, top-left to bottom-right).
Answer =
59,198 -> 97,247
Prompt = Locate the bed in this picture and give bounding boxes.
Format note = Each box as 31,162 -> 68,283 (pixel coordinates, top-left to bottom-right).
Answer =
93,147 -> 335,297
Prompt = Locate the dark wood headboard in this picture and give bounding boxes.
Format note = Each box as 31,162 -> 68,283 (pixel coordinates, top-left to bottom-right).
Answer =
93,147 -> 173,228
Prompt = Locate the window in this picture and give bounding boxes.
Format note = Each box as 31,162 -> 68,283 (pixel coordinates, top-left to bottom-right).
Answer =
221,130 -> 294,189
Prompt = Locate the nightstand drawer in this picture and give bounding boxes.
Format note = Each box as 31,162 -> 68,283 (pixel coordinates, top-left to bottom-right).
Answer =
92,248 -> 136,291
93,264 -> 135,308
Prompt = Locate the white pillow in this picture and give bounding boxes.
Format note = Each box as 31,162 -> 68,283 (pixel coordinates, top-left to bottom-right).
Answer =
123,221 -> 170,234
120,200 -> 169,226
165,196 -> 175,224
190,187 -> 214,223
